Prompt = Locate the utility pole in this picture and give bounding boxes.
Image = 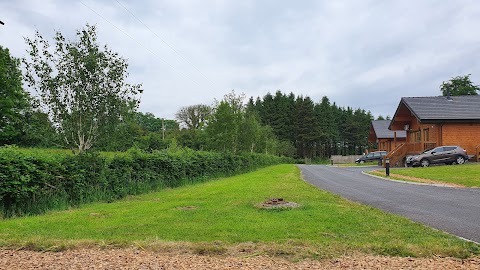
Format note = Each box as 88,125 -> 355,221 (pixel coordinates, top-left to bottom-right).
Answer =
162,118 -> 165,140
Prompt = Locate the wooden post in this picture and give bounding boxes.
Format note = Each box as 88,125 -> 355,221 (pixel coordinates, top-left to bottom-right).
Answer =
420,126 -> 424,152
393,131 -> 397,151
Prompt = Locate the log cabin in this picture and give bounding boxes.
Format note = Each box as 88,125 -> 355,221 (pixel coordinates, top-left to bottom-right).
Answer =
386,95 -> 480,165
368,120 -> 406,152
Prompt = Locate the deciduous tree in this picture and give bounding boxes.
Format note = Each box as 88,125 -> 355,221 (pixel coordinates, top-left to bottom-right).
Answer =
440,74 -> 479,96
238,109 -> 261,153
206,91 -> 244,152
23,24 -> 142,152
175,104 -> 211,130
0,46 -> 31,145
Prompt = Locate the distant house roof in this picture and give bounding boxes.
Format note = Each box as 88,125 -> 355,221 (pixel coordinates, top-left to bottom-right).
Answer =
371,120 -> 406,139
391,96 -> 480,127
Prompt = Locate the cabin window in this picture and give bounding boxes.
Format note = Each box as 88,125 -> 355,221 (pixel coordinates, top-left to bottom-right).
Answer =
423,129 -> 430,141
413,131 -> 421,142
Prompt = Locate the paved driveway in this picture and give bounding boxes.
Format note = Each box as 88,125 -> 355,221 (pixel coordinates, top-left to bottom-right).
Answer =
298,165 -> 480,243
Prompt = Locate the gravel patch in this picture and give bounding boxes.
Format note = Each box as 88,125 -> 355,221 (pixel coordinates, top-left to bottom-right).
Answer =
1,248 -> 479,269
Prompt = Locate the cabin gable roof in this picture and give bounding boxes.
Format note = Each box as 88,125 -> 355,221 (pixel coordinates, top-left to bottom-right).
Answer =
371,120 -> 406,139
390,95 -> 480,129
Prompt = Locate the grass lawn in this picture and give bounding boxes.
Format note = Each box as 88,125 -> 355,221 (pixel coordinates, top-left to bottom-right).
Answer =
0,165 -> 478,258
369,163 -> 480,187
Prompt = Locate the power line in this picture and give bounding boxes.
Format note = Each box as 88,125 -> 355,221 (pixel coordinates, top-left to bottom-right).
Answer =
79,0 -> 203,87
112,0 -> 217,87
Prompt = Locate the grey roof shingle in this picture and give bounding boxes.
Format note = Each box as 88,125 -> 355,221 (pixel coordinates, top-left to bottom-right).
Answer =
402,95 -> 480,122
372,120 -> 406,139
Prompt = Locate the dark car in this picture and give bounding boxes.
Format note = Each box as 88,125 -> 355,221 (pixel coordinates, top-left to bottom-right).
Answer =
355,151 -> 387,164
406,146 -> 468,167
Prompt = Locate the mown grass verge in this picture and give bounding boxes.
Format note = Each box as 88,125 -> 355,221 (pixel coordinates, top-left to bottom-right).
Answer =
335,161 -> 379,167
368,163 -> 480,187
0,165 -> 478,259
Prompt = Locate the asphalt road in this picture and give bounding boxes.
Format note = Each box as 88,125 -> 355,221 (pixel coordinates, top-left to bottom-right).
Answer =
298,165 -> 480,243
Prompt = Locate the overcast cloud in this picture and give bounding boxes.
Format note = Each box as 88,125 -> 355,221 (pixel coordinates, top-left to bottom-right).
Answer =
2,0 -> 480,119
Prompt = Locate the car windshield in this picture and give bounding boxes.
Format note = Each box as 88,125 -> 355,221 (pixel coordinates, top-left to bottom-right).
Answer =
421,148 -> 433,154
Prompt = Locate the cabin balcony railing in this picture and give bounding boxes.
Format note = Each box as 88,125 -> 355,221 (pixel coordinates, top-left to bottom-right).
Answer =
406,141 -> 437,154
384,143 -> 407,167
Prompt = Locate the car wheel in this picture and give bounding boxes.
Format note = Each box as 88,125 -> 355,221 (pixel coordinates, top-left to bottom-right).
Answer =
360,160 -> 365,164
420,159 -> 430,167
455,156 -> 466,165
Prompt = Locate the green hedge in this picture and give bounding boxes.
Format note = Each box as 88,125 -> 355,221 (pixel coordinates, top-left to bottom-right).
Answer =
0,146 -> 292,217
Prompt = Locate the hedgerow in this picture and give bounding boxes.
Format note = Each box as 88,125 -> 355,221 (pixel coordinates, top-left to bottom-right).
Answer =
0,146 -> 292,217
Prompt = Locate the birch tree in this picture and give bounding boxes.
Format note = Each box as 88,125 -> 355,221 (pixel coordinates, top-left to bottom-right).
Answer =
23,24 -> 142,152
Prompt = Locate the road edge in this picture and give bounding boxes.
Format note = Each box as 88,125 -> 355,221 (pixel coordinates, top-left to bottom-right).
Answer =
360,171 -> 460,188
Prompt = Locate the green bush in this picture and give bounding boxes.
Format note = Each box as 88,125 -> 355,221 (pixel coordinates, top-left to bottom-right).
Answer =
0,146 -> 292,217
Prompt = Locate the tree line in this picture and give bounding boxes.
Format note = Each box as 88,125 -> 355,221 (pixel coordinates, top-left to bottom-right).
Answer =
250,91 -> 374,158
2,24 -> 478,159
173,91 -> 376,159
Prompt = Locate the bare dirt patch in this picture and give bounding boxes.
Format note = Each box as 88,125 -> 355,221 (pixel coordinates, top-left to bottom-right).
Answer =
255,198 -> 300,209
1,248 -> 479,269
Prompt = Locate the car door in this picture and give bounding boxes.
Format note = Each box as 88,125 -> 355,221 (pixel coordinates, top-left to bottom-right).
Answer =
430,147 -> 445,163
365,153 -> 374,161
442,146 -> 457,162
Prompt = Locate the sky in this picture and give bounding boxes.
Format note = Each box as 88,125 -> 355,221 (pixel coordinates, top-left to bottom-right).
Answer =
2,0 -> 480,120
